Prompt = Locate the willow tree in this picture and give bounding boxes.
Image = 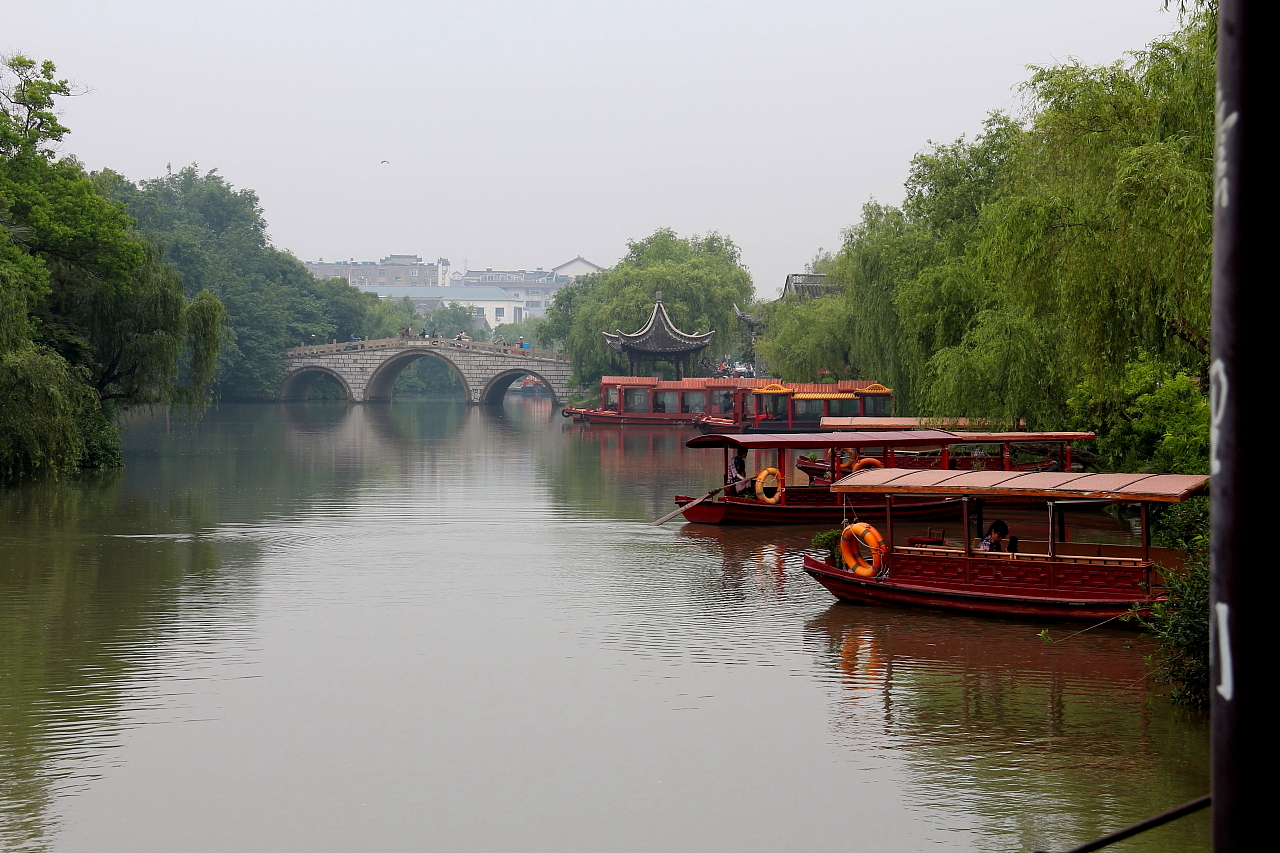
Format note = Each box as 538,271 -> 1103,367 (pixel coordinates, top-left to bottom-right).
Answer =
925,16 -> 1214,426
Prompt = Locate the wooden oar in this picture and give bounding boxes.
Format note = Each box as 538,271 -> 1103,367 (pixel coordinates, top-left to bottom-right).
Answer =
650,480 -> 748,526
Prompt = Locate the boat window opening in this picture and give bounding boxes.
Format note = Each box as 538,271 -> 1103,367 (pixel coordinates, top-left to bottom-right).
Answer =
759,394 -> 787,419
710,389 -> 734,415
652,391 -> 678,413
623,388 -> 649,413
793,398 -> 825,420
681,392 -> 708,414
741,393 -> 756,416
605,388 -> 620,411
828,397 -> 859,417
863,395 -> 891,416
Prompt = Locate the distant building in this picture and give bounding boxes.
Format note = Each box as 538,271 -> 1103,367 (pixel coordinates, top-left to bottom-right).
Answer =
310,254 -> 603,322
354,285 -> 529,329
780,273 -> 835,300
305,255 -> 450,287
450,257 -> 602,317
552,256 -> 603,279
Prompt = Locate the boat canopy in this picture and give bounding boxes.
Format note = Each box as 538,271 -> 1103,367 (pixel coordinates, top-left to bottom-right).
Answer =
830,468 -> 1209,503
945,431 -> 1095,442
686,430 -> 1095,451
686,430 -> 962,450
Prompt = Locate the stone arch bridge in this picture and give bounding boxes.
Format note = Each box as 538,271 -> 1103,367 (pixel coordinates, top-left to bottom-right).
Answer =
279,337 -> 573,404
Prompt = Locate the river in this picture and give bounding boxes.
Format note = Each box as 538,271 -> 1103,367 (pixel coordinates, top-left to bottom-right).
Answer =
0,399 -> 1210,852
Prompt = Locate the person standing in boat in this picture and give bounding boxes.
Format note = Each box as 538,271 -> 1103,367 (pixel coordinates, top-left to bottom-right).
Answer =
727,447 -> 754,497
978,520 -> 1009,552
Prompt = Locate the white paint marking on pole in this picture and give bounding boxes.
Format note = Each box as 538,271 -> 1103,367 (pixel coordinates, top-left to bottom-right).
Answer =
1209,358 -> 1228,476
1215,601 -> 1234,701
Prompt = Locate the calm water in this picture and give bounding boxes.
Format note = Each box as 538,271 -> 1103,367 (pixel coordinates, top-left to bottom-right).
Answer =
0,400 -> 1209,852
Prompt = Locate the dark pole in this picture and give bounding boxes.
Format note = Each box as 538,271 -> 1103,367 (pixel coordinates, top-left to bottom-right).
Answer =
1212,2 -> 1276,849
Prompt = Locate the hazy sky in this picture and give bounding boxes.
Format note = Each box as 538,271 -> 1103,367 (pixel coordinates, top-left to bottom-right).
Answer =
13,1 -> 1175,296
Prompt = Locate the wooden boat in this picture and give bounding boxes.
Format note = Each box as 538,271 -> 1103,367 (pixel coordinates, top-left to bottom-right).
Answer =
671,430 -> 1091,525
562,376 -> 893,428
801,468 -> 1208,619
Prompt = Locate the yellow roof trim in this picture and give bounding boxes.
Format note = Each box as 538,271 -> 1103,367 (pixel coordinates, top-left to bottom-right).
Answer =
862,383 -> 893,393
792,392 -> 858,400
752,383 -> 793,394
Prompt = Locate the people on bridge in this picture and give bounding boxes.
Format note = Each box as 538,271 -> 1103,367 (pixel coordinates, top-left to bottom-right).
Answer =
349,333 -> 360,342
493,334 -> 506,345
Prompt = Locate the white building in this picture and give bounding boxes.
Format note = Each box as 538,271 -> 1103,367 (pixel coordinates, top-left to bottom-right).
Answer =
354,285 -> 532,328
312,255 -> 604,322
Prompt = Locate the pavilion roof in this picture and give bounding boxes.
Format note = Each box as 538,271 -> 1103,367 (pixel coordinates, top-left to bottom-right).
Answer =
603,296 -> 714,355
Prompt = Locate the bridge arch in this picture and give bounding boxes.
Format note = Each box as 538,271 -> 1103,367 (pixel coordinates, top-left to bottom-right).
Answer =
480,368 -> 562,406
363,349 -> 472,403
279,365 -> 354,401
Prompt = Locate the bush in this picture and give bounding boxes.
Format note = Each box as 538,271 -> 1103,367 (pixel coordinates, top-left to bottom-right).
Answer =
812,529 -> 842,564
1133,551 -> 1210,709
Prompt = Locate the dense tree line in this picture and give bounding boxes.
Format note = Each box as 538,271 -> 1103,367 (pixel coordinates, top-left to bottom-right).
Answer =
2,57 -> 222,480
2,55 -> 502,479
758,14 -> 1213,475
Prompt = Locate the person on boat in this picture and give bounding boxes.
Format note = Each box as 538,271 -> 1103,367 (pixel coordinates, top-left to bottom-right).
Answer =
978,520 -> 1009,552
727,447 -> 754,497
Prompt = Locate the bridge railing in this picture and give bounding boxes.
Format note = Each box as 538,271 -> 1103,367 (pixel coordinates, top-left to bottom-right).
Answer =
283,336 -> 570,363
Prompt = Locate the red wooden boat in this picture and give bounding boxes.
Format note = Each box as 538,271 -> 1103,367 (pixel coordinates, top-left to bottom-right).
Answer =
673,431 -> 1094,525
801,468 -> 1207,619
793,431 -> 1090,482
562,376 -> 893,428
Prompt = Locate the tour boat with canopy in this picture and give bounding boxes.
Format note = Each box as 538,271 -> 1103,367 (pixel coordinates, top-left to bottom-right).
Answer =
563,376 -> 894,428
670,430 -> 1093,525
801,467 -> 1208,619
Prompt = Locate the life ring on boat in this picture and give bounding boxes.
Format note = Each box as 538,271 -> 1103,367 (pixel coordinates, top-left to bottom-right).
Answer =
840,456 -> 884,473
840,522 -> 885,578
754,467 -> 782,504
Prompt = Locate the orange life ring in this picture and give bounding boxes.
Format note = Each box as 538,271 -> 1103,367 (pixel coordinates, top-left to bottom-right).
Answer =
840,456 -> 884,472
840,522 -> 886,577
754,467 -> 782,504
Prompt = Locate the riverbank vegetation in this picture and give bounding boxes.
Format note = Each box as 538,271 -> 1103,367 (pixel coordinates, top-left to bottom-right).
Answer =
2,56 -> 223,481
757,13 -> 1213,478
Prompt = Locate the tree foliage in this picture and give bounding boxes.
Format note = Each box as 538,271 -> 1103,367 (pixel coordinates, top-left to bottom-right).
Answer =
103,166 -> 371,398
757,14 -> 1213,455
2,55 -> 225,480
542,228 -> 753,384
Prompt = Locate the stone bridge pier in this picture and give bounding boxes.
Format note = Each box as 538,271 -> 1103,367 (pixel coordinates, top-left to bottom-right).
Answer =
278,338 -> 573,404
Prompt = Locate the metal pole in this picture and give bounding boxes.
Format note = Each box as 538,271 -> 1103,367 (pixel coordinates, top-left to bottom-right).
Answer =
1212,3 -> 1275,848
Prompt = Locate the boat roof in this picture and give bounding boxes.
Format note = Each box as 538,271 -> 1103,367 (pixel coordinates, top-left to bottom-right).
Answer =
948,431 -> 1095,442
686,430 -> 1094,450
686,431 -> 961,450
830,468 -> 1209,503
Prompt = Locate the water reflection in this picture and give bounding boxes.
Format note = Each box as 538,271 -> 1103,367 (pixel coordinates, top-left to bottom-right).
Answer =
1,401 -> 1209,852
805,605 -> 1209,852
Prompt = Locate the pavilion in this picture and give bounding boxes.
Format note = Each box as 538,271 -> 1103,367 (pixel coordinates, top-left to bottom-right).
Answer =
603,292 -> 714,378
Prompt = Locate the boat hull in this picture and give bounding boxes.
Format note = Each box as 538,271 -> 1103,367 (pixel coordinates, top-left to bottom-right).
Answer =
675,493 -> 962,525
801,554 -> 1152,620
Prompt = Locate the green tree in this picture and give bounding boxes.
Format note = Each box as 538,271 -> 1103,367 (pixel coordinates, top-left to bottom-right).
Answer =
545,228 -> 753,384
2,55 -> 224,479
105,166 -> 374,398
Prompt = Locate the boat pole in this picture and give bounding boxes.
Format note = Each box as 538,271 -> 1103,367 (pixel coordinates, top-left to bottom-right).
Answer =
1212,2 -> 1275,847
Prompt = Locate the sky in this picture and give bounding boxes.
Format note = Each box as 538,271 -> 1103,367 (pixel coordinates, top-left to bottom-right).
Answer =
12,0 -> 1177,297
